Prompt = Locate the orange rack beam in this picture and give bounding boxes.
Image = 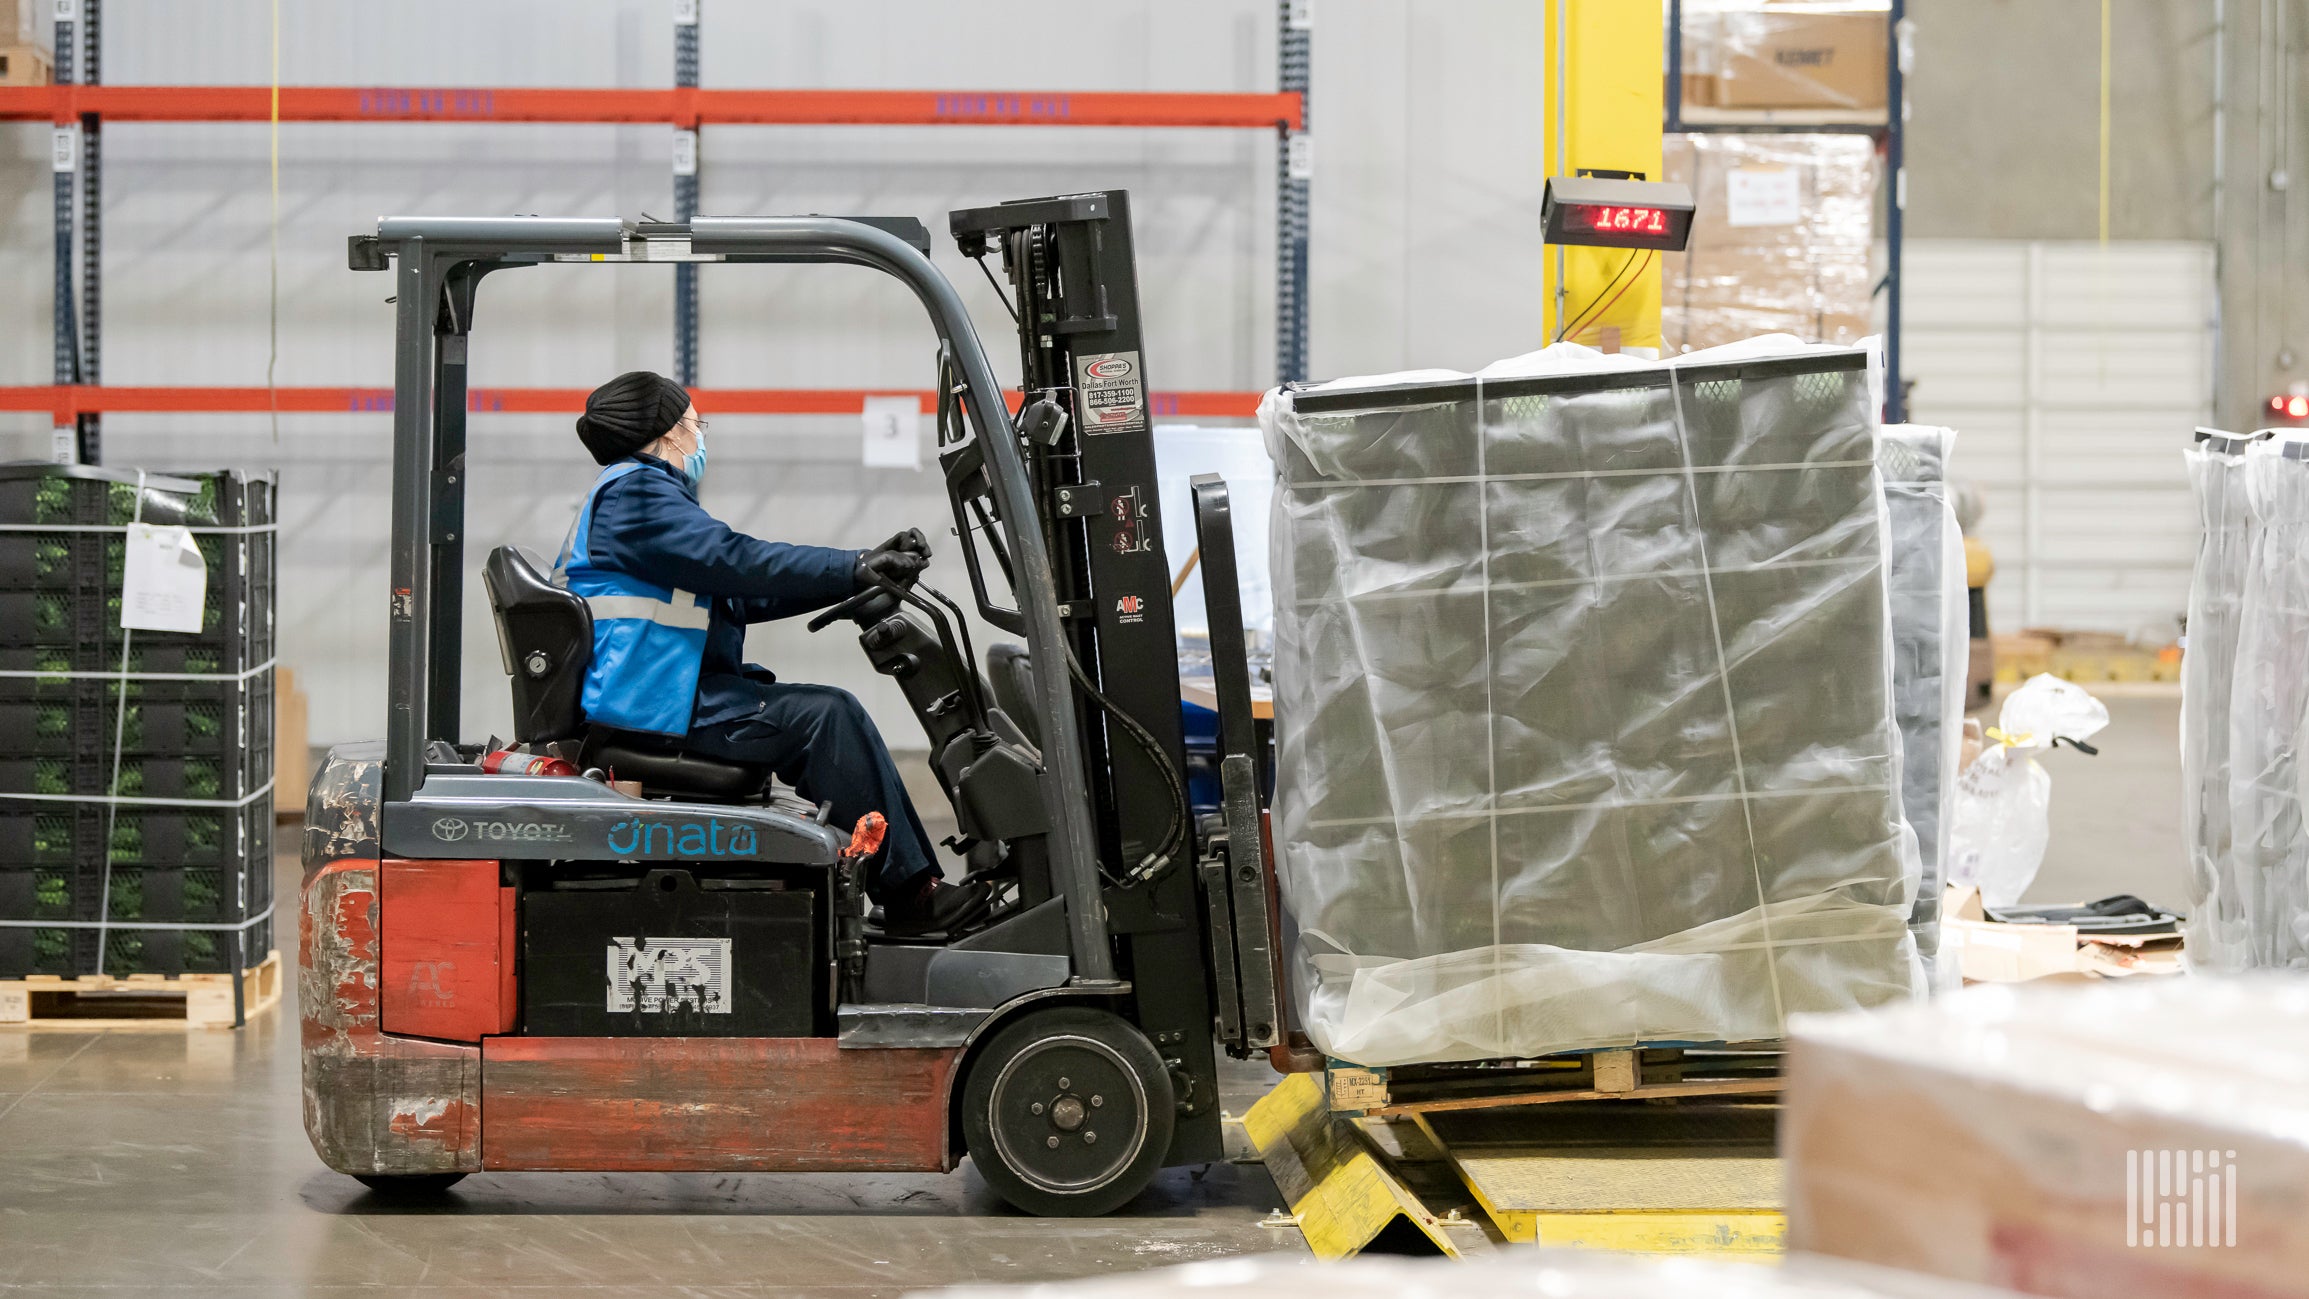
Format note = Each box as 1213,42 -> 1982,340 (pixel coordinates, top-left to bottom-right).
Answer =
0,86 -> 1301,130
0,386 -> 1262,420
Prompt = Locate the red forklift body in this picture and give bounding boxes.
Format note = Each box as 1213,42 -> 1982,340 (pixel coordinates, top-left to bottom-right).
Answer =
303,853 -> 963,1177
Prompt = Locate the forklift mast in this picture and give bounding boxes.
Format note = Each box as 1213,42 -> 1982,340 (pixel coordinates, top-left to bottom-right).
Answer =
949,193 -> 1189,884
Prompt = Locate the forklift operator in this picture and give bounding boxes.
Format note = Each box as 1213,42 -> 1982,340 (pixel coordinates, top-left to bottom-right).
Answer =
557,370 -> 990,935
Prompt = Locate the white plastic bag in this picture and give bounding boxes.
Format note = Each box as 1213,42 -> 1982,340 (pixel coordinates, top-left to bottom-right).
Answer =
1945,675 -> 2110,906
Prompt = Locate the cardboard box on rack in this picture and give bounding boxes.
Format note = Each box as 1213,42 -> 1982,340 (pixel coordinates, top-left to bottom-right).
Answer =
1,0 -> 52,52
1705,6 -> 1889,112
0,42 -> 49,86
275,666 -> 310,820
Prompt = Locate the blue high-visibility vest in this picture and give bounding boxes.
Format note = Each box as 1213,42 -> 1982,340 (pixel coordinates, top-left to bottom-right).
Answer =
553,461 -> 712,736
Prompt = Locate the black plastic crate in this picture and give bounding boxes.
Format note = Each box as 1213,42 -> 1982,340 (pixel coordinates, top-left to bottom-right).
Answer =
0,544 -> 276,662
0,641 -> 232,678
0,675 -> 272,783
0,465 -> 277,665
0,863 -> 81,922
0,755 -> 254,802
84,913 -> 272,977
0,922 -> 82,977
0,530 -> 236,592
0,795 -> 272,870
0,463 -> 275,529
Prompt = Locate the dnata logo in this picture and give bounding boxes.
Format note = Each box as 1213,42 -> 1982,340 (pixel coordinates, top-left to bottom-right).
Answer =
1084,357 -> 1134,380
607,937 -> 732,1015
605,817 -> 760,858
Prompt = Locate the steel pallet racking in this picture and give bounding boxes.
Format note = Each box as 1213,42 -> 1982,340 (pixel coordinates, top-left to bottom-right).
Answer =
1665,0 -> 1907,422
2,1 -> 1308,461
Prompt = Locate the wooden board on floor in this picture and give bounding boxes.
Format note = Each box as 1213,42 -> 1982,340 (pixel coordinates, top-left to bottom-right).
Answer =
0,950 -> 282,1029
1417,1103 -> 1786,1255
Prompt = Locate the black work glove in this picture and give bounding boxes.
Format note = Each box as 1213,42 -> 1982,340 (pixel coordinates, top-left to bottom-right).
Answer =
855,528 -> 932,591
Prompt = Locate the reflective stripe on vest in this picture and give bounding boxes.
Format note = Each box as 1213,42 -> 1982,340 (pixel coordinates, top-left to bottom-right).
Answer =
553,460 -> 711,737
582,592 -> 712,631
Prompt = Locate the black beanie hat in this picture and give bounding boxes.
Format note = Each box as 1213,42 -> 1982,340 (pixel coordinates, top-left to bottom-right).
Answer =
576,370 -> 690,466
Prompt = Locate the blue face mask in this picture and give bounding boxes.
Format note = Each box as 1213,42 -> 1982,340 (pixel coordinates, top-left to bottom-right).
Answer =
682,429 -> 708,487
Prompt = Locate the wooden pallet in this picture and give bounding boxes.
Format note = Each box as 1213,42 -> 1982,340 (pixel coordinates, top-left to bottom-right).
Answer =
0,950 -> 282,1029
1328,1046 -> 1783,1118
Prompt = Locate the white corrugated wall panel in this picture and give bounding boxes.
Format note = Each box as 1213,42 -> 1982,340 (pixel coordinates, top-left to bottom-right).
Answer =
0,0 -> 1567,746
1906,238 -> 2213,640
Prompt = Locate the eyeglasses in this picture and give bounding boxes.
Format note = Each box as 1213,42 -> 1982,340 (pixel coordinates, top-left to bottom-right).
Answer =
684,416 -> 710,437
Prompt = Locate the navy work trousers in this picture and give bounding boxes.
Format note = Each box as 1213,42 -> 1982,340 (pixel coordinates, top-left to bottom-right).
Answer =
684,679 -> 937,902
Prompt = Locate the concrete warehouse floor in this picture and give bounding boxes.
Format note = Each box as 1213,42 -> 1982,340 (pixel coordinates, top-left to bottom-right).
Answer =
0,692 -> 2181,1296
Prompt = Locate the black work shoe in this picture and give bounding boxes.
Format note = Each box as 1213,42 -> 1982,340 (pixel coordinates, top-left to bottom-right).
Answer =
881,877 -> 994,936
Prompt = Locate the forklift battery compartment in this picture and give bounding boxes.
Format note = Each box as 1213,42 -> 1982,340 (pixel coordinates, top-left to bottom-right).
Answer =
521,869 -> 822,1038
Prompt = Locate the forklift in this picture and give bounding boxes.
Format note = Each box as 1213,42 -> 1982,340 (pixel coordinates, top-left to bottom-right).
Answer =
300,194 -> 1284,1216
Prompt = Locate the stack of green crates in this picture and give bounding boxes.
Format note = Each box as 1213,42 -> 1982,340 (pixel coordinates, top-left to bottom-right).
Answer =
0,464 -> 277,979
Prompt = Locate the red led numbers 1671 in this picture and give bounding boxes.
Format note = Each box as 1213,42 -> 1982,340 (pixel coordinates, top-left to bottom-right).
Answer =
1579,205 -> 1668,236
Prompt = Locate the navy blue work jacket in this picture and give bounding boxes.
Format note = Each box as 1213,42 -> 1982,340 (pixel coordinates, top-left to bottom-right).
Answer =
579,453 -> 861,732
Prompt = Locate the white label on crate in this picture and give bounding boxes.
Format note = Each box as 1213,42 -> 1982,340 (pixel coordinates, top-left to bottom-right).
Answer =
1287,0 -> 1314,30
672,128 -> 698,177
861,395 -> 922,470
53,0 -> 77,23
49,427 -> 76,465
1725,166 -> 1803,227
120,523 -> 208,634
672,0 -> 699,25
51,128 -> 75,174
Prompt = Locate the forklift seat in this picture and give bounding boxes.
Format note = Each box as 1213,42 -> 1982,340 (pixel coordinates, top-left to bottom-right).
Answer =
482,546 -> 770,802
985,644 -> 1041,750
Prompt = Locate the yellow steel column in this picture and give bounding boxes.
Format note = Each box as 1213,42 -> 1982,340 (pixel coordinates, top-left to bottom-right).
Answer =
1543,0 -> 1667,351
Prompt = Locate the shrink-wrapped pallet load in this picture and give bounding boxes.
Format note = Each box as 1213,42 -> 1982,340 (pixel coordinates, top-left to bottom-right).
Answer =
1878,425 -> 1965,987
2179,430 -> 2261,968
1261,338 -> 1922,1066
2206,432 -> 2309,968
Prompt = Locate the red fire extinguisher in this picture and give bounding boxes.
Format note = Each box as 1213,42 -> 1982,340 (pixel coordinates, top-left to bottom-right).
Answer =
479,749 -> 578,777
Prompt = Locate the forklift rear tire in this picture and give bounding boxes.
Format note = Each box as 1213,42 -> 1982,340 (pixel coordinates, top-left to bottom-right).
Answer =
961,1007 -> 1175,1217
351,1172 -> 467,1196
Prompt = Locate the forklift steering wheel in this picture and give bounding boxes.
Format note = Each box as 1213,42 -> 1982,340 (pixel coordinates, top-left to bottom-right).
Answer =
807,585 -> 901,634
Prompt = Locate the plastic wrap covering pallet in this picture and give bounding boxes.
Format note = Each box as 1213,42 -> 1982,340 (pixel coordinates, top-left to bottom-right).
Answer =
1663,134 -> 1878,355
2183,429 -> 2309,970
0,464 -> 278,988
1261,339 -> 1923,1068
0,949 -> 281,1028
1878,427 -> 1965,989
1785,979 -> 2309,1297
1677,1 -> 1892,115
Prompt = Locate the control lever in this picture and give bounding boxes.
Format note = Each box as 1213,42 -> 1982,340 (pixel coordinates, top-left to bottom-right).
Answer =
807,586 -> 900,634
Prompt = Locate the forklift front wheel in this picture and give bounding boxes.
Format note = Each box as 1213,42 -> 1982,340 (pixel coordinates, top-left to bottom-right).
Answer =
961,1007 -> 1175,1217
351,1172 -> 468,1197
